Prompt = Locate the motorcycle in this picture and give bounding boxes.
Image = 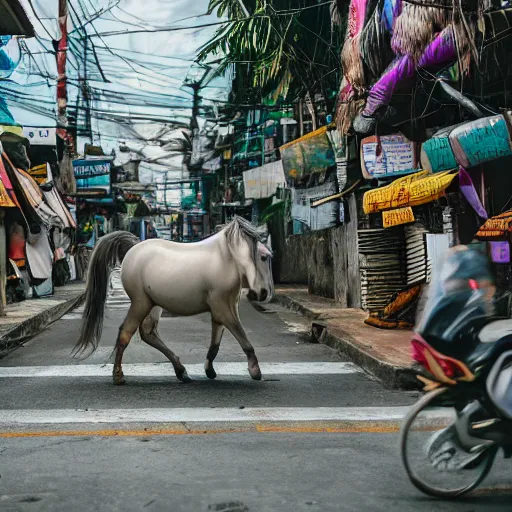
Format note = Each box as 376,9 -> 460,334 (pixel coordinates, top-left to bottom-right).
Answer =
400,244 -> 512,498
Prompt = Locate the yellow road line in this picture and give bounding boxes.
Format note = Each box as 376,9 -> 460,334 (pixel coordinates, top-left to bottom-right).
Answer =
0,424 -> 401,439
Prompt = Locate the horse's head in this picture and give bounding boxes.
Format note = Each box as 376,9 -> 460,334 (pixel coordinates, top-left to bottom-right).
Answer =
225,217 -> 274,303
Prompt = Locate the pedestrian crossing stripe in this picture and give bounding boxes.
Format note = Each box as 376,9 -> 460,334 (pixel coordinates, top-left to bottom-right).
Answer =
0,362 -> 361,378
0,406 -> 422,425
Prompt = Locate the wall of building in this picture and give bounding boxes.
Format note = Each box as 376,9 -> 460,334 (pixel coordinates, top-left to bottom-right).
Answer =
269,194 -> 361,307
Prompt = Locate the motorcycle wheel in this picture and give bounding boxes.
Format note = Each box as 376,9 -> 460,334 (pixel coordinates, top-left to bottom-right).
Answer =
400,387 -> 497,498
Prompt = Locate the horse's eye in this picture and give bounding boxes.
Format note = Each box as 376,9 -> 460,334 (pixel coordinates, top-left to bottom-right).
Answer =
261,256 -> 268,262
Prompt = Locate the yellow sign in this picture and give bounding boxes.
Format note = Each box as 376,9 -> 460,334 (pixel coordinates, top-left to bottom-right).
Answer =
363,170 -> 458,214
382,207 -> 415,228
476,210 -> 512,240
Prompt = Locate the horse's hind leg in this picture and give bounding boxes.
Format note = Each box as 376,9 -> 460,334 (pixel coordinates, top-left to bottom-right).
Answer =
139,307 -> 191,383
113,298 -> 153,385
204,318 -> 225,380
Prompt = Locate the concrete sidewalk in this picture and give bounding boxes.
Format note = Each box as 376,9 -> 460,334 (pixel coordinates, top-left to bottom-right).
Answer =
274,286 -> 419,390
0,282 -> 85,358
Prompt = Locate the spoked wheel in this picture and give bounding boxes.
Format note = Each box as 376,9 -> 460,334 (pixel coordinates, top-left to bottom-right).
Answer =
400,387 -> 497,498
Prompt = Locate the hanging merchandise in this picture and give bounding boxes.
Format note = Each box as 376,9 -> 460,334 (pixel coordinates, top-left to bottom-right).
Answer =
449,114 -> 512,169
25,225 -> 53,281
8,222 -> 26,269
420,125 -> 459,173
363,170 -> 458,214
28,163 -> 50,184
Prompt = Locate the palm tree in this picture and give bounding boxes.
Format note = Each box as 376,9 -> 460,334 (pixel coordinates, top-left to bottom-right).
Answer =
198,0 -> 342,106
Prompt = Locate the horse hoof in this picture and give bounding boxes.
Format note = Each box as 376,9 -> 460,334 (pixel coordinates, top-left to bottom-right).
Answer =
205,367 -> 217,380
249,367 -> 262,381
178,371 -> 192,383
113,376 -> 126,386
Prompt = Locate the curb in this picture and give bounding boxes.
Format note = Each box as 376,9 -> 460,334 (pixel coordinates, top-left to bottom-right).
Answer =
274,294 -> 421,391
0,292 -> 85,358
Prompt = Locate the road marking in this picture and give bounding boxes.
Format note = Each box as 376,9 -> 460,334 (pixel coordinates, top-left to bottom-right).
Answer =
0,406 -> 451,426
0,425 -> 404,438
0,361 -> 361,378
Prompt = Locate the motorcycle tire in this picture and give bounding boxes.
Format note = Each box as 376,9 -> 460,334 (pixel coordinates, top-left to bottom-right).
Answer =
400,387 -> 497,498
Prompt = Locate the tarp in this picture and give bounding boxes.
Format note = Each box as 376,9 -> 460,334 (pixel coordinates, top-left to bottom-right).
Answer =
243,160 -> 286,200
291,181 -> 338,231
280,126 -> 336,180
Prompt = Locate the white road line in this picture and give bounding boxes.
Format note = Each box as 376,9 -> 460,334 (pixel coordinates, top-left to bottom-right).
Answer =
0,362 -> 361,378
0,406 -> 439,425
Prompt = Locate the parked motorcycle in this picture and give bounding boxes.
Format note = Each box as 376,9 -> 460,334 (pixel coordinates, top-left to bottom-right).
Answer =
400,244 -> 512,498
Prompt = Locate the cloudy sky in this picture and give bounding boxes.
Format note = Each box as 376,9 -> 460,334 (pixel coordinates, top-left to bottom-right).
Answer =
1,0 -> 230,180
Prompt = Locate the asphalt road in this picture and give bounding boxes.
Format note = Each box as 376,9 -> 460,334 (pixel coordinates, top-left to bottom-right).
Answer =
0,276 -> 510,511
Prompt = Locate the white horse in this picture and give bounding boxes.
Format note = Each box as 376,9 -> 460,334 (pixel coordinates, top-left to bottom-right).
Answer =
75,216 -> 274,385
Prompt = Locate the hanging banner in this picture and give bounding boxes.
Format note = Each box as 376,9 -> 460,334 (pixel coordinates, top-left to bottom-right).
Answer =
73,159 -> 111,196
280,126 -> 335,179
363,170 -> 457,214
243,160 -> 286,200
420,125 -> 459,173
23,127 -> 57,146
458,167 -> 488,219
449,115 -> 512,168
361,134 -> 417,179
382,207 -> 415,228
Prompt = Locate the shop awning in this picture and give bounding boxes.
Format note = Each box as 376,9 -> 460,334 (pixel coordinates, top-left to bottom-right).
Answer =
280,126 -> 336,180
0,0 -> 34,37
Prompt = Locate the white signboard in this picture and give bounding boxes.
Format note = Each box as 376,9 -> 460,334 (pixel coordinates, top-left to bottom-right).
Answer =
243,160 -> 286,199
23,127 -> 57,146
361,134 -> 416,179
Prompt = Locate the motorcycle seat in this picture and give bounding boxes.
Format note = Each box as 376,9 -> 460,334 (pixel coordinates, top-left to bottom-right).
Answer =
467,335 -> 512,370
486,350 -> 512,420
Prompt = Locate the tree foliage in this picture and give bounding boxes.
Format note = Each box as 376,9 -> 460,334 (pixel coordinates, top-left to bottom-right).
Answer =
198,0 -> 342,105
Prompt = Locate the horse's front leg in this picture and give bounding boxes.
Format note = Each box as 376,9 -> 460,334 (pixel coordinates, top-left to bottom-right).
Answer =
224,316 -> 262,381
205,318 -> 225,379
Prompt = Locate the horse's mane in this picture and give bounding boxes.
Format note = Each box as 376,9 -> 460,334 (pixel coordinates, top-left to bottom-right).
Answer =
224,216 -> 261,264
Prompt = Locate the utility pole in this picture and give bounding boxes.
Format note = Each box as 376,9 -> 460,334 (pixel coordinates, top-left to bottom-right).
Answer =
56,0 -> 69,144
55,0 -> 76,194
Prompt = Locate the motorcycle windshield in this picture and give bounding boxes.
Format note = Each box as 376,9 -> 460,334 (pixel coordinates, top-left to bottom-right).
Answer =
415,245 -> 496,343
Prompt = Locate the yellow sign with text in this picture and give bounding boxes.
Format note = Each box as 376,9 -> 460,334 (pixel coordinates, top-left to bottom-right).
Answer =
382,207 -> 415,228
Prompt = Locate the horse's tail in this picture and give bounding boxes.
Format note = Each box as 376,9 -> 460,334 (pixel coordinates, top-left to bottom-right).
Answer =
74,231 -> 140,356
